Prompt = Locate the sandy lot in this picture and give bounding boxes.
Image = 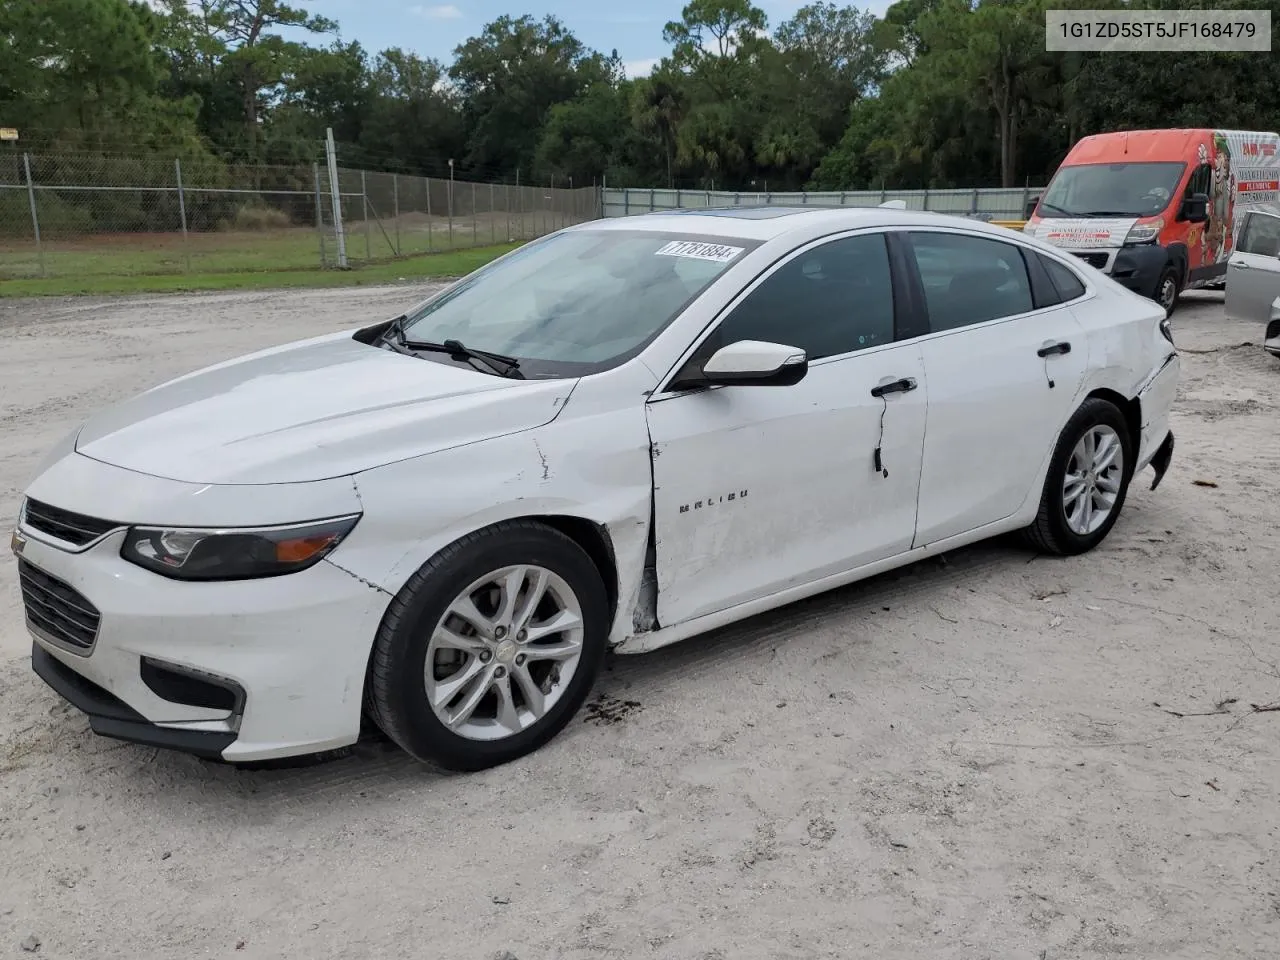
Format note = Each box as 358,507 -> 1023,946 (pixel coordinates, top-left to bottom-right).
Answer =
1,287 -> 1278,960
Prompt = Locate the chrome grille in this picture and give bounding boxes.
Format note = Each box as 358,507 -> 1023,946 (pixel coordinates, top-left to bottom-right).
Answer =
22,498 -> 120,546
18,559 -> 102,652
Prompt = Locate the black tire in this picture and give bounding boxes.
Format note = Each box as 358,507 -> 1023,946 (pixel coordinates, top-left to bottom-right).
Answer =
364,519 -> 609,772
1155,265 -> 1180,318
1022,397 -> 1135,557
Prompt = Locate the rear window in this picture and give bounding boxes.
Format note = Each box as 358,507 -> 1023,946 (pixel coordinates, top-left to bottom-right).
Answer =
1040,254 -> 1088,301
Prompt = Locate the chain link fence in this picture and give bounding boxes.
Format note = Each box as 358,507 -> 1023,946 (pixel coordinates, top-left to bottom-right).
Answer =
316,166 -> 600,267
0,149 -> 600,280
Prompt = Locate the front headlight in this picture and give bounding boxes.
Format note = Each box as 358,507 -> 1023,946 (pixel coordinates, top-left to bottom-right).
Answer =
1124,219 -> 1164,245
120,514 -> 360,581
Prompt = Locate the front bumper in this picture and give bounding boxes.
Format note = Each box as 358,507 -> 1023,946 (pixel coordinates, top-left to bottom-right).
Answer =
32,642 -> 237,760
1108,244 -> 1169,299
17,526 -> 389,762
14,453 -> 390,763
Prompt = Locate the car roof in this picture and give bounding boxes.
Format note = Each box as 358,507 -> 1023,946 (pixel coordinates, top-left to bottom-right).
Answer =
576,205 -> 1029,244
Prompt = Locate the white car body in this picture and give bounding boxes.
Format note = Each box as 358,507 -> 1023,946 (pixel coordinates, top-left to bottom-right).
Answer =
1224,209 -> 1280,356
12,207 -> 1180,765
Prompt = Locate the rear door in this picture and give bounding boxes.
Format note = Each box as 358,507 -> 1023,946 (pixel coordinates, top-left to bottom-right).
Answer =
1225,211 -> 1280,323
902,229 -> 1089,547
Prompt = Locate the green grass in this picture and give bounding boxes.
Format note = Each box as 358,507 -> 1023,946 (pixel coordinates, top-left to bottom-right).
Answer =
0,243 -> 522,298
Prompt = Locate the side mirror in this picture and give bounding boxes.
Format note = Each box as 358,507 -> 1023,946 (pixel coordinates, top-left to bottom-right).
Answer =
700,339 -> 808,387
1181,193 -> 1209,223
1024,194 -> 1041,218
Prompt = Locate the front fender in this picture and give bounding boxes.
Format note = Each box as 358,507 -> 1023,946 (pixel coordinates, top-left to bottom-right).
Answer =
330,403 -> 654,646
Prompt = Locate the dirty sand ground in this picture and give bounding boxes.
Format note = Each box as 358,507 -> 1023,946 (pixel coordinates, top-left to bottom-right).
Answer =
1,288 -> 1278,960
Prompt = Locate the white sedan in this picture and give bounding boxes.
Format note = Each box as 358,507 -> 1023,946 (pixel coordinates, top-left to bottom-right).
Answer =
11,207 -> 1180,771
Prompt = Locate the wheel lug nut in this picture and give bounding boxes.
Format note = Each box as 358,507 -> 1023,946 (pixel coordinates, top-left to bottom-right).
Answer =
479,651 -> 492,663
494,666 -> 507,679
515,654 -> 526,666
516,629 -> 527,642
495,626 -> 507,639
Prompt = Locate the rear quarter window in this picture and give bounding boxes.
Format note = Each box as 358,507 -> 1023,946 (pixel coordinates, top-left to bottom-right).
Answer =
1040,254 -> 1088,302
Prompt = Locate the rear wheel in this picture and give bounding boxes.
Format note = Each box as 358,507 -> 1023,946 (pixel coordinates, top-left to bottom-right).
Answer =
364,520 -> 608,772
1022,398 -> 1134,556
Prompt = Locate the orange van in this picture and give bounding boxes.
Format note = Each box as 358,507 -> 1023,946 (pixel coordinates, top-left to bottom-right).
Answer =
1024,128 -> 1280,316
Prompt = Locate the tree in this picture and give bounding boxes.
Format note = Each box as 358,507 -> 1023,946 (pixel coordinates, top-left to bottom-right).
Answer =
630,68 -> 689,188
449,15 -> 609,178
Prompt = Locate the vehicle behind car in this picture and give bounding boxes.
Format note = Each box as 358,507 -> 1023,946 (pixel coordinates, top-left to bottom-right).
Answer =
1025,128 -> 1280,317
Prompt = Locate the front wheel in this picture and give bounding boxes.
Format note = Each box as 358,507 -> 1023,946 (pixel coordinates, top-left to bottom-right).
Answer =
364,520 -> 609,771
1022,398 -> 1134,556
1156,266 -> 1180,318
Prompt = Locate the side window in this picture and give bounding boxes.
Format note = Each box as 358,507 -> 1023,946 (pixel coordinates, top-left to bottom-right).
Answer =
715,233 -> 895,361
1040,253 -> 1088,301
1238,212 -> 1280,258
907,232 -> 1034,331
1185,162 -> 1213,199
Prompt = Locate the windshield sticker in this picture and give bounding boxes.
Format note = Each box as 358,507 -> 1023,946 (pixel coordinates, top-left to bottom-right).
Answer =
655,240 -> 744,263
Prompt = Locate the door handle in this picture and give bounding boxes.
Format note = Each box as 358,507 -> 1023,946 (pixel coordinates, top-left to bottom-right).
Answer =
1037,341 -> 1072,358
1233,261 -> 1250,269
870,377 -> 918,398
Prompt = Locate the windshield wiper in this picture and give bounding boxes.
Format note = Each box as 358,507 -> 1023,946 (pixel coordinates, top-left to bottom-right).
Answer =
399,337 -> 525,379
1037,201 -> 1076,217
1076,210 -> 1134,217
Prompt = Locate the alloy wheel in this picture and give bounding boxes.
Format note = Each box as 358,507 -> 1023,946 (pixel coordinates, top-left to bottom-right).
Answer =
424,564 -> 585,741
1063,424 -> 1125,536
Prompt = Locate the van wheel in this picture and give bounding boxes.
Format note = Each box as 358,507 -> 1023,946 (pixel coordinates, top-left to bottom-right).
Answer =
1156,266 -> 1180,318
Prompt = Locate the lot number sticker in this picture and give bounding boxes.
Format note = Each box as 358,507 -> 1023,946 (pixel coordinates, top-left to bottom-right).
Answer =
655,240 -> 744,263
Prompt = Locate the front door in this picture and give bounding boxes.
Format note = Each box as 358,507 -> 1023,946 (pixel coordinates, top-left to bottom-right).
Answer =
902,229 -> 1089,547
646,231 -> 928,627
1225,211 -> 1280,324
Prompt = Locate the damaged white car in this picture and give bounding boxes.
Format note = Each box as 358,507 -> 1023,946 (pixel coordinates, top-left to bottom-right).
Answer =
12,207 -> 1179,770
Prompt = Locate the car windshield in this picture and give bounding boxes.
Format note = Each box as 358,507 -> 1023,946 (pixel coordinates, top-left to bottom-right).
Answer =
398,229 -> 756,378
1039,161 -> 1187,218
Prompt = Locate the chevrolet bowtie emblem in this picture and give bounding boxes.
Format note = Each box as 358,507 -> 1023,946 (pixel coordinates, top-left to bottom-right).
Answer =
10,529 -> 25,557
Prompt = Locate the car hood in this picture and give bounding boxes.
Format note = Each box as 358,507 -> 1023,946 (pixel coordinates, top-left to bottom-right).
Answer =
1025,216 -> 1139,249
74,330 -> 577,485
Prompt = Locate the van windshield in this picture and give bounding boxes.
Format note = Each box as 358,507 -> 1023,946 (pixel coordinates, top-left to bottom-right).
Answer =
1039,161 -> 1187,218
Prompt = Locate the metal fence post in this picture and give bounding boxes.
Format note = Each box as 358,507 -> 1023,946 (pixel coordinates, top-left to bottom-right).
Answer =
23,152 -> 44,278
393,173 -> 401,256
971,187 -> 979,214
426,176 -> 433,252
490,183 -> 496,243
324,128 -> 347,268
313,162 -> 327,266
922,187 -> 930,211
174,158 -> 190,272
505,183 -> 511,241
361,169 -> 371,260
472,181 -> 478,245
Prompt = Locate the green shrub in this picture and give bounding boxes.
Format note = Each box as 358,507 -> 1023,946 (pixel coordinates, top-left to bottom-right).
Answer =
223,204 -> 291,231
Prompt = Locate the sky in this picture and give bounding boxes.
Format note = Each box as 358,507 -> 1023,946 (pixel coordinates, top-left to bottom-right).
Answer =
291,0 -> 893,79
